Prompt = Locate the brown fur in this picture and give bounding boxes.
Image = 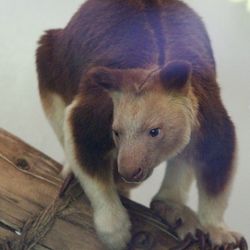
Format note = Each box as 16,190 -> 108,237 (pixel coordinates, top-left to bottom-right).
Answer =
36,0 -> 238,247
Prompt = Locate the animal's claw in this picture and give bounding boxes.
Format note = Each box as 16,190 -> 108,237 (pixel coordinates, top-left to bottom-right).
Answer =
172,217 -> 183,230
213,246 -> 220,250
195,228 -> 207,250
239,237 -> 248,250
227,243 -> 235,250
170,233 -> 196,250
211,237 -> 248,250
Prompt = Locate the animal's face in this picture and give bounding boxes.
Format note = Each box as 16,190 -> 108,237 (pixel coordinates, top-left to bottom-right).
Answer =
112,91 -> 194,182
86,61 -> 197,183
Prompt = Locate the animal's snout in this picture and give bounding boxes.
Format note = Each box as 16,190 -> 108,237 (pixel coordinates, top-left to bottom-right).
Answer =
118,145 -> 147,183
119,167 -> 144,183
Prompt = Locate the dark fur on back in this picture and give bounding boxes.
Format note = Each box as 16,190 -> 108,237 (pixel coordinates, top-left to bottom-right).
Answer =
37,0 -> 215,100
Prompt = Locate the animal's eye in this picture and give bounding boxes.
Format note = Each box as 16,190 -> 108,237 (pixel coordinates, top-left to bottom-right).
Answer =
113,130 -> 119,138
149,128 -> 161,137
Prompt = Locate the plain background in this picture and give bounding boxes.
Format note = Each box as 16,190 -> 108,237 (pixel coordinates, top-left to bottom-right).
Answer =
0,0 -> 249,242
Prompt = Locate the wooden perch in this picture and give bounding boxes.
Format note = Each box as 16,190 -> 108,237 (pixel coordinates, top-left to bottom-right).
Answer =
0,129 -> 246,250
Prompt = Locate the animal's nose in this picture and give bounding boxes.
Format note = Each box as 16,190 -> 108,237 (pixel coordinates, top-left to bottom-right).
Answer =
119,167 -> 144,183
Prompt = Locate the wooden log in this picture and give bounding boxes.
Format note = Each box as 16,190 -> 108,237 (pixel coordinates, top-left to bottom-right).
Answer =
0,128 -> 204,250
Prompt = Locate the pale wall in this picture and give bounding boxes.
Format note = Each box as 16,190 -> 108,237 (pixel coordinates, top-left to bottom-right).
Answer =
0,0 -> 249,241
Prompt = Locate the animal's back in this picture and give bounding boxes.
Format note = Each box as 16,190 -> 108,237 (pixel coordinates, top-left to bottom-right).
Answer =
37,0 -> 216,104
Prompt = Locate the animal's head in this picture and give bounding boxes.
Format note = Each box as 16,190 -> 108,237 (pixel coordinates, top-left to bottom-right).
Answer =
86,61 -> 198,183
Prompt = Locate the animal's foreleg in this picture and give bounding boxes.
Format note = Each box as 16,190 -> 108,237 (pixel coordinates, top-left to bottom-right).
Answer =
63,100 -> 131,250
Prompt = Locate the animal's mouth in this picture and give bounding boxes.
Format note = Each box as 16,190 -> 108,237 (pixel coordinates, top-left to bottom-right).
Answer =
120,169 -> 151,184
121,175 -> 144,184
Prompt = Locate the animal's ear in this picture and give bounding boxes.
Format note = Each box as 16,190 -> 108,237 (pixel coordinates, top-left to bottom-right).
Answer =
86,66 -> 121,92
160,61 -> 192,93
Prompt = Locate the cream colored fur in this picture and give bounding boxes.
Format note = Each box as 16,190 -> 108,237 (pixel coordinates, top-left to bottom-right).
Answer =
195,154 -> 241,245
154,157 -> 194,205
40,92 -> 66,146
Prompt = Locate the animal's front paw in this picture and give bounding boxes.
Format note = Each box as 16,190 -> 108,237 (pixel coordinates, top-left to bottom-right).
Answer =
94,206 -> 131,250
150,199 -> 203,239
150,199 -> 248,249
203,224 -> 248,249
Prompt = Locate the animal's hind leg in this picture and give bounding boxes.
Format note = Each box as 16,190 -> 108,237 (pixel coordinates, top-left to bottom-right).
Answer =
39,90 -> 72,176
39,90 -> 66,146
194,114 -> 245,247
195,151 -> 243,246
36,29 -> 65,147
